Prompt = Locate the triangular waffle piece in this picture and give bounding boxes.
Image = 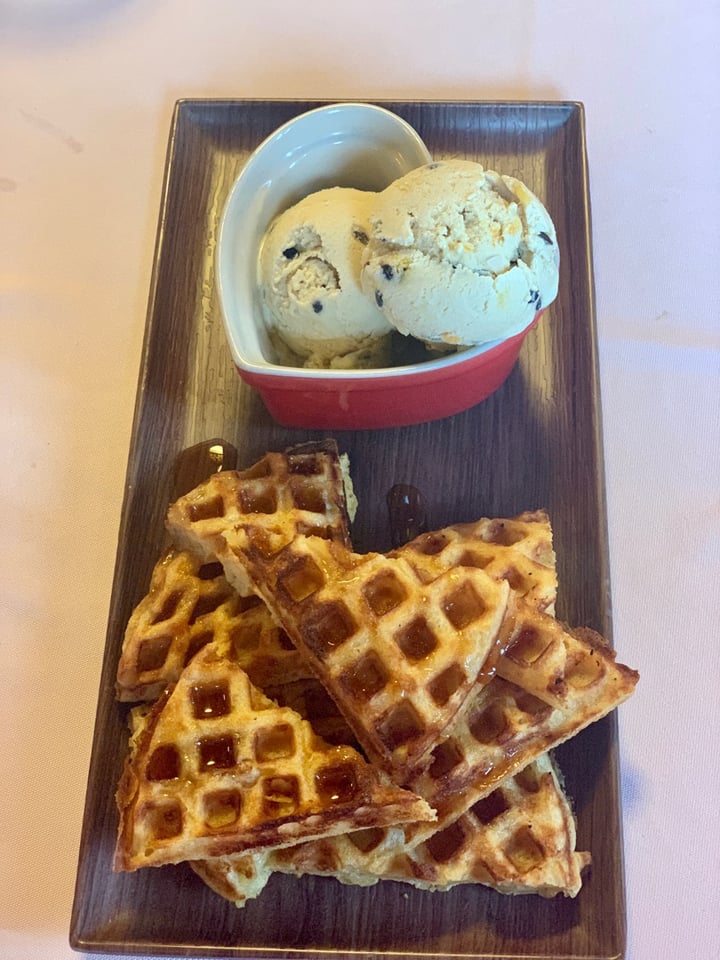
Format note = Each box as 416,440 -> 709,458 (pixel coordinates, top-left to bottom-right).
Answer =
393,515 -> 626,709
393,511 -> 557,614
124,704 -> 278,905
189,676 -> 366,907
116,548 -> 312,702
188,626 -> 593,905
369,752 -> 589,897
273,752 -> 588,898
494,606 -> 622,708
403,630 -> 638,842
114,642 -> 435,872
194,753 -> 589,903
216,527 -> 511,778
166,440 -> 356,595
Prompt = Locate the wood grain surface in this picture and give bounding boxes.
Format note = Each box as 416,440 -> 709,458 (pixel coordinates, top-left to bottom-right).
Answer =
70,100 -> 627,959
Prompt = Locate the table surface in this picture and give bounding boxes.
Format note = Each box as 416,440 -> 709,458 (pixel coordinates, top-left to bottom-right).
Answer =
1,3 -> 718,960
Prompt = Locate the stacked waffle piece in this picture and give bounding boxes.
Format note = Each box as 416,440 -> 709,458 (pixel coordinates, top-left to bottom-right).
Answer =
114,440 -> 638,904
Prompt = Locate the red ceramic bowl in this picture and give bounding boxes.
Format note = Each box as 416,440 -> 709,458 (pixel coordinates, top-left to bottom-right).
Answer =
235,313 -> 542,430
217,102 -> 541,430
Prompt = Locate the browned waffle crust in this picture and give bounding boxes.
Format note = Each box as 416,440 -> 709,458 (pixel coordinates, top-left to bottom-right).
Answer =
193,752 -> 589,902
118,440 -> 353,702
116,447 -> 637,910
116,548 -> 312,701
166,440 -> 355,595
403,637 -> 638,841
114,642 -> 435,872
395,524 -> 628,711
393,511 -> 558,615
218,527 -> 511,778
185,514 -> 592,903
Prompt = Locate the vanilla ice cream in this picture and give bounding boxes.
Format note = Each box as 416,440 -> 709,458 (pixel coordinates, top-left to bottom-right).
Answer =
360,160 -> 559,347
258,187 -> 393,369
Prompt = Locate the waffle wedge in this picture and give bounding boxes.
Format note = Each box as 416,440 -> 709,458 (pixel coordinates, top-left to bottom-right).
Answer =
119,439 -> 354,701
393,513 -> 635,709
166,439 -> 356,595
394,511 -> 558,615
194,752 -> 589,903
116,548 -> 312,701
403,629 -> 638,841
114,642 -> 435,872
366,752 -> 589,897
216,526 -> 511,778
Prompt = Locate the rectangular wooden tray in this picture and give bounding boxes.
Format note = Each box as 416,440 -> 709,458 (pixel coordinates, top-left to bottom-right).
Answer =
70,99 -> 627,959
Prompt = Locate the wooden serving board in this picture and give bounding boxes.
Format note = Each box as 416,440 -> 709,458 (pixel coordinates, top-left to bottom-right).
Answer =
70,99 -> 627,959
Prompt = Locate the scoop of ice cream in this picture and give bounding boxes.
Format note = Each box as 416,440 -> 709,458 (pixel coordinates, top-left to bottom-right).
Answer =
258,187 -> 393,368
360,160 -> 559,346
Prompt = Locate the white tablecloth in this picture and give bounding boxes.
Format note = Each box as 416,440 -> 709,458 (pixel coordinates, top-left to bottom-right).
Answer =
1,2 -> 718,958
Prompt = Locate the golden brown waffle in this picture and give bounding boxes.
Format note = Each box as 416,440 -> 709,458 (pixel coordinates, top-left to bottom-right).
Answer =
217,527 -> 511,778
114,642 -> 435,872
275,752 -> 588,897
494,606 -> 622,708
194,753 -> 589,902
392,510 -> 557,614
376,753 -> 589,897
393,515 -> 625,710
188,676 -> 370,906
403,634 -> 638,842
127,709 -> 280,906
116,548 -> 312,702
165,440 -> 356,595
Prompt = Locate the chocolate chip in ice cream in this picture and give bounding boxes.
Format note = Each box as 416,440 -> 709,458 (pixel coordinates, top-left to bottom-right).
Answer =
528,289 -> 542,308
258,186 -> 392,369
360,159 -> 559,347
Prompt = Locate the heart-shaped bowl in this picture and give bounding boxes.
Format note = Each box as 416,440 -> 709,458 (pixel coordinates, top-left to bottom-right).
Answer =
217,102 -> 541,429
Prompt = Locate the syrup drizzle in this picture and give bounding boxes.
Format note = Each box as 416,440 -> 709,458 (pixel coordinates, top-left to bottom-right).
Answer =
386,483 -> 428,548
475,605 -> 519,686
172,438 -> 238,500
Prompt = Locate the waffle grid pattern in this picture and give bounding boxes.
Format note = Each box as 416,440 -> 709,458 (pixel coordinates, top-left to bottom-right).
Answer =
115,643 -> 434,871
113,445 -> 638,908
195,753 -> 589,901
166,444 -> 353,589
394,511 -> 557,615
405,653 -> 637,841
221,528 -> 511,776
116,548 -> 312,701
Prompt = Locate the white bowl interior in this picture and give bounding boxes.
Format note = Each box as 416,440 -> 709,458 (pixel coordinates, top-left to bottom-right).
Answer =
217,103 -> 438,380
